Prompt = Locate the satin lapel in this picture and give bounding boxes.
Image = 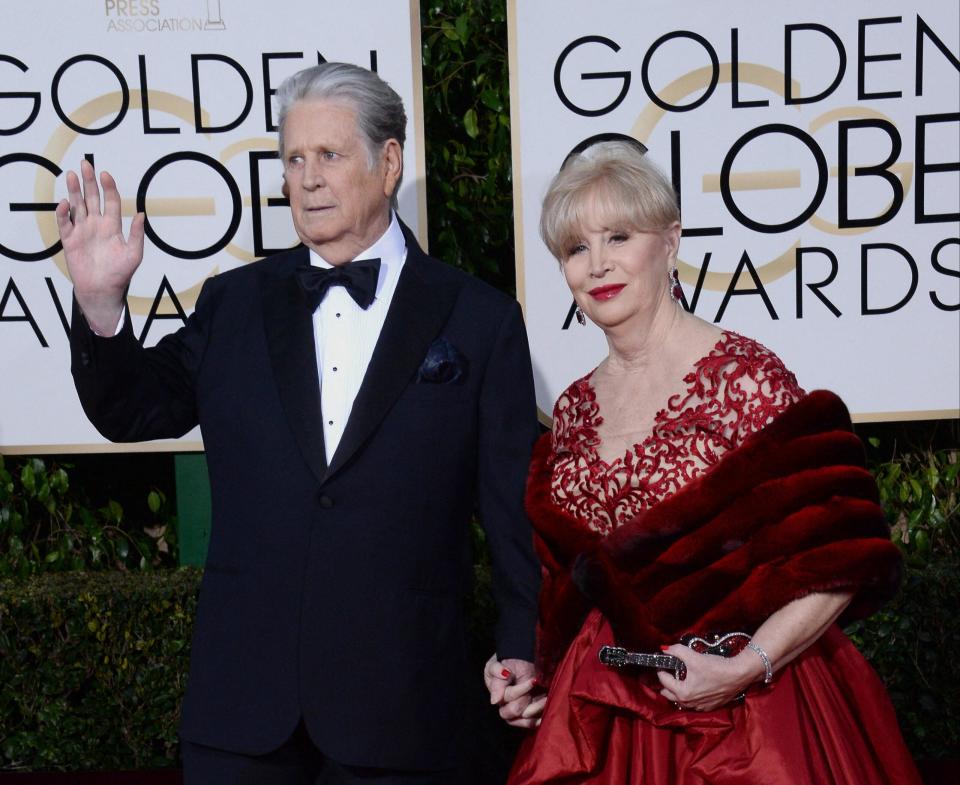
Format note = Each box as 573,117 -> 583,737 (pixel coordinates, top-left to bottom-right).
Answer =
261,248 -> 328,484
325,237 -> 458,480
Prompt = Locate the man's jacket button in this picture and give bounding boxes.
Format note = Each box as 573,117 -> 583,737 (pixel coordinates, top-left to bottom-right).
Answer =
318,495 -> 334,509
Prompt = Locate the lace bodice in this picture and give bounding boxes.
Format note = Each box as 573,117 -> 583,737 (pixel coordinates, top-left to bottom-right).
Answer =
549,332 -> 804,534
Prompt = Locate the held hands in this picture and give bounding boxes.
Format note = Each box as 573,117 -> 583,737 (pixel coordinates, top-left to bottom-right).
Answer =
55,159 -> 145,335
484,654 -> 546,729
657,644 -> 765,712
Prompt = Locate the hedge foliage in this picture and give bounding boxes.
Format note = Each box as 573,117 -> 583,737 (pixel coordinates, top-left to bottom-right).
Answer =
0,454 -> 178,578
422,0 -> 516,293
846,444 -> 960,759
0,570 -> 200,772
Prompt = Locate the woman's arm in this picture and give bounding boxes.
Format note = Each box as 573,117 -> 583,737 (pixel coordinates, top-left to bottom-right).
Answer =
657,590 -> 852,711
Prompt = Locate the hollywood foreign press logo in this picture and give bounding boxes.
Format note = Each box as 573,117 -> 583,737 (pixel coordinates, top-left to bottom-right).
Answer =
103,0 -> 227,33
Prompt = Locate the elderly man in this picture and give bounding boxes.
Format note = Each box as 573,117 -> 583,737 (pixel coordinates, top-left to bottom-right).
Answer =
57,63 -> 540,785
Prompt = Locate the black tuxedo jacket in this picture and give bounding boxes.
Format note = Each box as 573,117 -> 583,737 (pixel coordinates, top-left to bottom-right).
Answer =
70,225 -> 541,770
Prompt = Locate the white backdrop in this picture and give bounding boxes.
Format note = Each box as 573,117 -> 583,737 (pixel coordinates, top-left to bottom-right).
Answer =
0,0 -> 426,451
508,0 -> 959,423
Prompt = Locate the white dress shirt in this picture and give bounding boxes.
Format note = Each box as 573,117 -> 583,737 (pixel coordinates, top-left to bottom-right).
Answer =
310,212 -> 407,464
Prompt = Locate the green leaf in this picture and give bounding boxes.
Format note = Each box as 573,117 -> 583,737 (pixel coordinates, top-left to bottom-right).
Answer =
441,21 -> 459,41
909,478 -> 923,501
147,491 -> 161,515
480,89 -> 502,111
463,108 -> 479,139
20,464 -> 35,494
455,13 -> 470,42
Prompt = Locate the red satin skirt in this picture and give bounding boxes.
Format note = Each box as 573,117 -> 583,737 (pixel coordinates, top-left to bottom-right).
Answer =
508,610 -> 922,785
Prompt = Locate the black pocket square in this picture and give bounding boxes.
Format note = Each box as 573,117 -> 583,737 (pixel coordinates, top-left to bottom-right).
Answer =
417,337 -> 468,384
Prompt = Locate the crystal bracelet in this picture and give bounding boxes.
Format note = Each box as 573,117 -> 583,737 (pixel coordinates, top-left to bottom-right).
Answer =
746,642 -> 773,684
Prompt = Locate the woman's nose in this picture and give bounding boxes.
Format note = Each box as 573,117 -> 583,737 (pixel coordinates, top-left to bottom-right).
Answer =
588,249 -> 610,277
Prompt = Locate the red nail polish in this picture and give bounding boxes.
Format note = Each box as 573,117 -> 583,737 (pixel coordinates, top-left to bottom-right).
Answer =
660,645 -> 670,651
501,668 -> 512,679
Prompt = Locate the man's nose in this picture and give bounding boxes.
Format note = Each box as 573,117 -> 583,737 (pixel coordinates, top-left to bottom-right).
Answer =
302,158 -> 325,189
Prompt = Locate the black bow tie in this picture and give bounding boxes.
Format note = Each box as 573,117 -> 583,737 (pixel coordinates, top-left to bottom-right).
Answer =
296,257 -> 381,311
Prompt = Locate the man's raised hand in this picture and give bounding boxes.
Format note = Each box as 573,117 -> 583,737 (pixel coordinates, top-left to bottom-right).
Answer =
55,159 -> 145,335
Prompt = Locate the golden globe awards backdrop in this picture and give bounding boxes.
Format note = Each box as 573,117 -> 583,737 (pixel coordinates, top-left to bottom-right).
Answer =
508,0 -> 959,422
0,0 -> 426,452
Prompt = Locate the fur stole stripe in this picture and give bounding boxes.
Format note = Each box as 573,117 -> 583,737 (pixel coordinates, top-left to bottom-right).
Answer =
528,390 -> 902,682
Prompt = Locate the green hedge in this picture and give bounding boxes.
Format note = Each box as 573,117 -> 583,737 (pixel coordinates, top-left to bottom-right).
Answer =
0,455 -> 178,578
846,443 -> 960,759
0,570 -> 199,772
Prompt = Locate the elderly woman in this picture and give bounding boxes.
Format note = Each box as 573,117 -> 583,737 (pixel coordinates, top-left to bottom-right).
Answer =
487,141 -> 921,784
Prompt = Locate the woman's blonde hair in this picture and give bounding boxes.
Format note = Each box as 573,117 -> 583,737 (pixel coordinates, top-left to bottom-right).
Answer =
540,141 -> 680,261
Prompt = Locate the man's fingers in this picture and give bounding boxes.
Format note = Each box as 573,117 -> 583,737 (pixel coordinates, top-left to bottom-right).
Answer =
80,159 -> 102,218
498,697 -> 530,721
505,717 -> 540,729
503,678 -> 536,703
101,170 -> 122,224
55,200 -> 73,239
521,695 -> 547,719
489,680 -> 508,704
66,169 -> 86,222
128,213 -> 146,263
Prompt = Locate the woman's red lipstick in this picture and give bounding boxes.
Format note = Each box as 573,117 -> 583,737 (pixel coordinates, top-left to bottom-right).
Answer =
588,284 -> 626,301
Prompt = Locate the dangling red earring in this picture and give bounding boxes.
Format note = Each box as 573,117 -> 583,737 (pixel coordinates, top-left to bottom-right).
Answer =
669,266 -> 683,303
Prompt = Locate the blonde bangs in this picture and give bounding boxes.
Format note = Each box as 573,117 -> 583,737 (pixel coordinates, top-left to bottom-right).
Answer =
540,143 -> 680,262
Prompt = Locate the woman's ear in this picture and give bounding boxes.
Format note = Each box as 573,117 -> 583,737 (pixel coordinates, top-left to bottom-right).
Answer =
663,222 -> 682,260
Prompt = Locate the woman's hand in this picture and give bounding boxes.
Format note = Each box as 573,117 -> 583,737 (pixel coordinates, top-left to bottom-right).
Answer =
656,644 -> 764,712
657,592 -> 855,711
484,653 -> 546,728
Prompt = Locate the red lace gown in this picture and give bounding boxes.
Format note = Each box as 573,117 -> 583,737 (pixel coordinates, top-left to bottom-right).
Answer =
508,332 -> 921,785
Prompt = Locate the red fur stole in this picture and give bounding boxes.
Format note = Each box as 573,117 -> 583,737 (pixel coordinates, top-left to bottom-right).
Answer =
528,390 -> 902,683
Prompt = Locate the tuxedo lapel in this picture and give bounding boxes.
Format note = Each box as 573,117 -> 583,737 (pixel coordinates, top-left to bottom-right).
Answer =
325,230 -> 458,480
261,248 -> 328,484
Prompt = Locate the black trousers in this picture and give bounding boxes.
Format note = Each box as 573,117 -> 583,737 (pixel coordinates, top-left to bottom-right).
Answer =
181,722 -> 459,785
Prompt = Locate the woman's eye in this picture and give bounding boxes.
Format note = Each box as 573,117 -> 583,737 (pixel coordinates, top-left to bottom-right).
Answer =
567,243 -> 587,256
609,232 -> 628,243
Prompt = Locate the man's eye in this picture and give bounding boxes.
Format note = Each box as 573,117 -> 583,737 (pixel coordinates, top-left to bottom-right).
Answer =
286,155 -> 304,167
322,151 -> 339,161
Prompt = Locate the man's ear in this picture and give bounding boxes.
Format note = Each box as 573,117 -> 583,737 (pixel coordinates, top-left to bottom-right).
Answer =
281,175 -> 290,199
381,139 -> 403,199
